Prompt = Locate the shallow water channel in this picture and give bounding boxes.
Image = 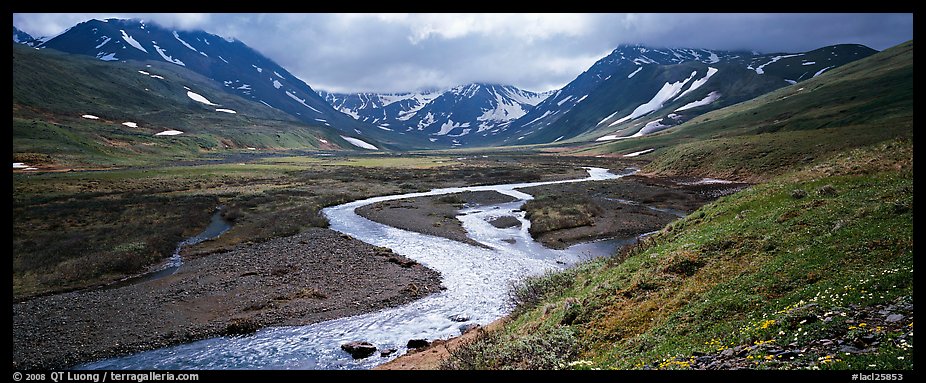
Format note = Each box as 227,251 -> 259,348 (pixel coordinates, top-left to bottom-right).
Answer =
102,209 -> 232,290
82,167 -> 643,369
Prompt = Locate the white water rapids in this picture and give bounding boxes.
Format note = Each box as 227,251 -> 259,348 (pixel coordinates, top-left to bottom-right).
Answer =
80,167 -> 635,369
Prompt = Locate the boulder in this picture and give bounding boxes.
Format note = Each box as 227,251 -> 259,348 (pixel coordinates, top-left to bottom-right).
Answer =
406,339 -> 430,349
341,341 -> 377,359
459,323 -> 480,334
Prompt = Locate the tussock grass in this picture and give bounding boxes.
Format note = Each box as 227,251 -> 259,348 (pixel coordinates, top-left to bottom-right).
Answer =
523,195 -> 603,236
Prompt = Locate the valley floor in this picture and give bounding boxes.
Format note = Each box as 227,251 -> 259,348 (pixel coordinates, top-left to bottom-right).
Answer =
10,153 -> 619,369
12,228 -> 441,369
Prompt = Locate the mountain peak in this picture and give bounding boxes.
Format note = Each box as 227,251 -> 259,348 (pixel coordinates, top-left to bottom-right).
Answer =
35,17 -> 388,146
13,26 -> 36,45
319,82 -> 553,147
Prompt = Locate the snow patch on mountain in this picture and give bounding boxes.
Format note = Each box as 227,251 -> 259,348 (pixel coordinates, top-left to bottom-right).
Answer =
522,110 -> 554,127
752,54 -> 803,74
119,30 -> 147,53
435,119 -> 470,136
285,91 -> 322,113
609,71 -> 698,126
417,112 -> 436,129
152,42 -> 185,66
638,119 -> 670,135
173,31 -> 207,57
813,66 -> 835,77
675,67 -> 718,100
623,148 -> 655,157
676,91 -> 721,111
187,91 -> 218,105
95,36 -> 111,49
97,52 -> 118,61
340,136 -> 377,150
477,93 -> 531,125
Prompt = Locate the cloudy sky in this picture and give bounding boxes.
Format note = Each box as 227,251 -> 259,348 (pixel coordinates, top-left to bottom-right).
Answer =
13,13 -> 913,93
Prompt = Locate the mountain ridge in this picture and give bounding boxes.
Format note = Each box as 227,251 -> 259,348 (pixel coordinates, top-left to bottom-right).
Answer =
15,19 -> 877,150
497,43 -> 877,146
320,83 -> 554,147
27,18 -> 400,149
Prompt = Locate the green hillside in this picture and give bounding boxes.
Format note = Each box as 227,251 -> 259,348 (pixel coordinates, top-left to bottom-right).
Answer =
13,45 -> 370,169
442,41 -> 913,370
573,40 -> 913,183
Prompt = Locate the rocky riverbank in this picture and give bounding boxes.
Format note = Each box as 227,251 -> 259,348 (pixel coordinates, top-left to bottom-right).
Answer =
357,174 -> 749,251
520,174 -> 750,248
356,190 -> 517,248
12,228 -> 443,369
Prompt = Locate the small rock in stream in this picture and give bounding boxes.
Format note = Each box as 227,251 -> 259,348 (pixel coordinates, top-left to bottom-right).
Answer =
341,341 -> 377,359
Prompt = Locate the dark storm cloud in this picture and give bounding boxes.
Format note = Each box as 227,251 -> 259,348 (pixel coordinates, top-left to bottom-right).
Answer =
12,13 -> 912,93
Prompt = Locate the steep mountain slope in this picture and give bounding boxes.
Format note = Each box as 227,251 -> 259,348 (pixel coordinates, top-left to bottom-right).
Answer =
21,18 -> 878,151
13,26 -> 39,46
320,83 -> 552,148
499,44 -> 876,146
32,18 -> 397,149
441,40 -> 913,371
582,40 -> 912,182
12,44 -> 371,168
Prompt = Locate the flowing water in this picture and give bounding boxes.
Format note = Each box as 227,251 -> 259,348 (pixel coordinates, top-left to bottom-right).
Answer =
102,208 -> 232,290
81,167 -> 642,369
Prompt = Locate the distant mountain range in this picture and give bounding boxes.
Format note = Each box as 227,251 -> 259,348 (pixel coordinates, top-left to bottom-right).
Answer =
319,84 -> 553,147
14,19 -> 877,150
26,18 -> 397,148
318,44 -> 874,147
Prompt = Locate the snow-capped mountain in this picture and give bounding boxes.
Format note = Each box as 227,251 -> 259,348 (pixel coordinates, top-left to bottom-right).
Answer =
29,18 -> 395,148
13,26 -> 39,46
319,83 -> 552,147
22,18 -> 877,149
498,44 -> 876,145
